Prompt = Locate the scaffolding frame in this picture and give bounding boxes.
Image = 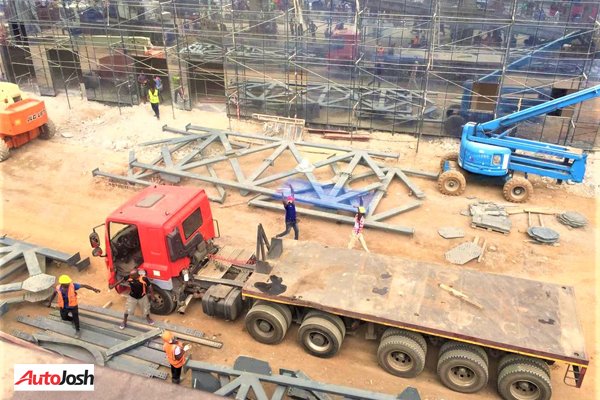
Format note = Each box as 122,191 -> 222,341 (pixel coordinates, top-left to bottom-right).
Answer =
0,0 -> 598,147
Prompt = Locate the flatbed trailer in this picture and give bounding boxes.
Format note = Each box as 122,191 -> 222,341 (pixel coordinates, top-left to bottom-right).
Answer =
239,239 -> 588,400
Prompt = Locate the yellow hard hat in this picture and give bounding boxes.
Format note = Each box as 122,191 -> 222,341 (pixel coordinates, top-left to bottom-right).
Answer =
161,331 -> 174,342
358,206 -> 366,213
58,275 -> 72,284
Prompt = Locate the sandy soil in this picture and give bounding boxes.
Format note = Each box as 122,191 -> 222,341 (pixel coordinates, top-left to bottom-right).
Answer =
0,94 -> 598,400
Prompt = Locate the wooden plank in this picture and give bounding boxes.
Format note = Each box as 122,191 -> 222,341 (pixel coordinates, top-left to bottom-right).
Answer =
242,240 -> 588,365
439,284 -> 483,309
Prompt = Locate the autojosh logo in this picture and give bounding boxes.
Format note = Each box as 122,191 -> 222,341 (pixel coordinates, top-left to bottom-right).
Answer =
14,364 -> 94,391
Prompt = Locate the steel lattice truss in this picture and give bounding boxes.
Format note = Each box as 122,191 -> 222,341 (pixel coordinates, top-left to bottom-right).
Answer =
93,125 -> 433,235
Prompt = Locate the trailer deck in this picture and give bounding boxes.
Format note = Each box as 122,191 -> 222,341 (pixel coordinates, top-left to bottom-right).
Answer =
242,240 -> 588,367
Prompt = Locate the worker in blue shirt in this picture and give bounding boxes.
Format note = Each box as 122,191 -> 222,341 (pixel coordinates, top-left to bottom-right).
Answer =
47,275 -> 101,337
276,184 -> 299,240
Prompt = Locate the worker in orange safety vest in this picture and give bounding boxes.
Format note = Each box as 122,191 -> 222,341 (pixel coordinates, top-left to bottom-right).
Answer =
162,330 -> 190,384
47,275 -> 101,337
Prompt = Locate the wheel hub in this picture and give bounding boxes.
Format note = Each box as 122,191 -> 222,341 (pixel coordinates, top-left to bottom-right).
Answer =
389,351 -> 413,371
513,187 -> 524,196
257,319 -> 273,333
510,380 -> 540,399
449,365 -> 475,387
306,331 -> 331,353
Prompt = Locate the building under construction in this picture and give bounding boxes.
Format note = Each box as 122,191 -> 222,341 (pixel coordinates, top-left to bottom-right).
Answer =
1,0 -> 599,146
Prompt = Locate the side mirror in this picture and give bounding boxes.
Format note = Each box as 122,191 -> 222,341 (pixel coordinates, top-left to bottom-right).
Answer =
92,247 -> 104,257
89,229 -> 105,257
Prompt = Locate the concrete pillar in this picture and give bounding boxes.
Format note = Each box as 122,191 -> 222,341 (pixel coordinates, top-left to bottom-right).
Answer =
29,43 -> 56,96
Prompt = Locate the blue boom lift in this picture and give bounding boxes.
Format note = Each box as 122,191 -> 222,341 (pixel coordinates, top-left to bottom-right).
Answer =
438,84 -> 600,202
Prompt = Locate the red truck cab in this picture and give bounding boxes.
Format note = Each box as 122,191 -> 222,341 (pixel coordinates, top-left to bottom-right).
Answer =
91,185 -> 216,313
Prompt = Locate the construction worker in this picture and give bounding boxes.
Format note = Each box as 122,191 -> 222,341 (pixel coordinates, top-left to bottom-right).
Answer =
137,73 -> 148,104
275,184 -> 299,240
162,331 -> 190,384
47,275 -> 101,337
120,268 -> 155,329
348,206 -> 369,252
148,81 -> 160,120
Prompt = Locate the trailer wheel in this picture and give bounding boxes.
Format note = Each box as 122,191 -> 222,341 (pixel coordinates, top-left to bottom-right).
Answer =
503,177 -> 533,203
39,121 -> 56,140
255,300 -> 292,328
298,316 -> 344,358
444,114 -> 466,137
377,334 -> 426,378
380,328 -> 427,353
304,310 -> 346,338
439,151 -> 459,172
438,170 -> 466,196
437,349 -> 489,393
245,303 -> 289,344
0,140 -> 9,162
497,363 -> 552,400
150,285 -> 176,315
439,341 -> 488,366
497,354 -> 550,377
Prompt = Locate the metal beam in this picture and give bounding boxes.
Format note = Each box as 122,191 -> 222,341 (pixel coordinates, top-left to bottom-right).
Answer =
395,170 -> 426,199
104,328 -> 163,360
249,198 -> 414,235
371,202 -> 423,222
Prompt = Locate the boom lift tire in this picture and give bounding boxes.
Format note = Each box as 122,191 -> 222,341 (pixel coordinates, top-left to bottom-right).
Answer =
438,170 -> 467,196
497,363 -> 552,400
298,316 -> 344,358
437,348 -> 489,393
439,341 -> 489,366
150,285 -> 176,315
254,300 -> 292,329
39,121 -> 56,140
497,354 -> 550,377
377,334 -> 426,378
0,140 -> 9,162
380,328 -> 427,353
439,151 -> 459,171
503,177 -> 533,203
245,303 -> 289,344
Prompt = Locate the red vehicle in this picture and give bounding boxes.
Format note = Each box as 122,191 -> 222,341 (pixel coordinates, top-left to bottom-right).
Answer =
328,26 -> 359,62
90,185 -> 219,314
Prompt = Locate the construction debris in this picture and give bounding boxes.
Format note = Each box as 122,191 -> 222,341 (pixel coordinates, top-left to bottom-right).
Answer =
557,211 -> 588,228
439,284 -> 484,309
445,242 -> 482,265
469,201 -> 512,234
527,213 -> 560,244
438,227 -> 465,239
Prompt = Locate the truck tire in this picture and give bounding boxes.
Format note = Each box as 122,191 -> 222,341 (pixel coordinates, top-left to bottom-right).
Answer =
497,354 -> 550,377
245,303 -> 289,344
298,316 -> 344,358
503,177 -> 533,203
377,334 -> 426,378
497,363 -> 552,400
439,341 -> 488,366
150,285 -> 176,315
444,114 -> 466,137
380,328 -> 427,353
439,151 -> 459,172
0,140 -> 9,162
254,300 -> 292,328
304,310 -> 346,338
438,170 -> 466,196
39,121 -> 56,140
437,349 -> 489,393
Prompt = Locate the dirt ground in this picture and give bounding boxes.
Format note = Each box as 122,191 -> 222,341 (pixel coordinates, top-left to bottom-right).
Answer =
0,94 -> 598,400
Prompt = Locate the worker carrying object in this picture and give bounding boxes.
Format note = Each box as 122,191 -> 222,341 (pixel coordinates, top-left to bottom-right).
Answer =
47,275 -> 101,337
120,268 -> 155,329
162,330 -> 190,384
275,184 -> 299,240
348,206 -> 370,252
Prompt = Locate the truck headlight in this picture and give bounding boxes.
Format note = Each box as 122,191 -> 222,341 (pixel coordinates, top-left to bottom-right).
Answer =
492,155 -> 502,165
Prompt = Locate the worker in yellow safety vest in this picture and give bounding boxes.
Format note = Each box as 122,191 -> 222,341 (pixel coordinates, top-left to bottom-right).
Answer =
47,275 -> 101,337
148,81 -> 160,120
162,331 -> 190,384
